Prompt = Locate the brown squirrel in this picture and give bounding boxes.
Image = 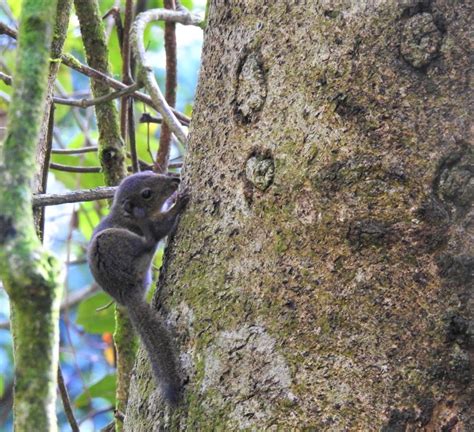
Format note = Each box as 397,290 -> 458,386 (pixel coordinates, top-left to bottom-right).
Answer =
87,171 -> 189,406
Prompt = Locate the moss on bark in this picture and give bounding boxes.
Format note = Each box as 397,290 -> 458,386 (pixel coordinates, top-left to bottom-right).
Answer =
74,0 -> 127,186
74,1 -> 134,428
125,1 -> 473,430
0,0 -> 62,430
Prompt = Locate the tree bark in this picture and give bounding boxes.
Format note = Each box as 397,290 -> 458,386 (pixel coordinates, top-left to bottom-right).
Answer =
0,0 -> 63,430
125,1 -> 473,430
74,1 -> 134,429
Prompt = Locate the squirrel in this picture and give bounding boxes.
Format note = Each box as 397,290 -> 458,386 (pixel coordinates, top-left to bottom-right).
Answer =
87,171 -> 189,406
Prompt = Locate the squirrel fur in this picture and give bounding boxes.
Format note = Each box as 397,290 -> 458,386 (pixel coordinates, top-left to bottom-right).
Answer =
87,171 -> 189,406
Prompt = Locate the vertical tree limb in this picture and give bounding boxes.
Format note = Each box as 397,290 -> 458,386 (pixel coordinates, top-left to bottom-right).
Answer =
74,0 -> 136,426
74,0 -> 128,185
120,0 -> 139,175
0,0 -> 63,430
33,0 -> 72,220
156,0 -> 177,173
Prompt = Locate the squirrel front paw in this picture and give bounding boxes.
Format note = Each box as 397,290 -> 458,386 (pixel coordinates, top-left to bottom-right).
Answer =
176,188 -> 190,209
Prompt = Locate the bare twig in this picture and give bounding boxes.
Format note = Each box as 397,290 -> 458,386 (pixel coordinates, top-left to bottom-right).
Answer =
131,8 -> 203,145
103,7 -> 123,48
79,406 -> 114,425
50,163 -> 103,173
128,99 -> 139,172
37,104 -> 55,240
139,112 -> 163,124
51,146 -> 97,154
0,21 -> 16,38
57,367 -> 80,432
49,161 -> 168,174
53,83 -> 140,108
121,0 -> 140,177
33,186 -> 116,207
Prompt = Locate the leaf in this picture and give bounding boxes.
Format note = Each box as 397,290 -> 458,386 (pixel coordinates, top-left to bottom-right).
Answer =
75,374 -> 116,408
76,292 -> 115,334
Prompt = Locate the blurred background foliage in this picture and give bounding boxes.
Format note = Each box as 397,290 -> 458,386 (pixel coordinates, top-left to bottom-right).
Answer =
0,0 -> 205,429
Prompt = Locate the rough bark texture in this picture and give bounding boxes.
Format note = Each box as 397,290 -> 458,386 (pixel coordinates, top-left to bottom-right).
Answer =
0,0 -> 62,430
125,1 -> 473,430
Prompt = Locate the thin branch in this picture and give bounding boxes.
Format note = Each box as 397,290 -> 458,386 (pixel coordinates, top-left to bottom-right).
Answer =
50,163 -> 103,173
57,367 -> 80,432
128,99 -> 139,172
0,21 -> 16,38
32,186 -> 117,208
79,406 -> 114,425
103,7 -> 123,48
131,8 -> 203,146
156,0 -> 178,173
50,161 -> 168,174
31,165 -> 180,208
51,146 -> 97,154
120,0 -> 138,183
61,53 -> 191,125
53,83 -> 140,108
37,104 -> 55,240
139,112 -> 162,124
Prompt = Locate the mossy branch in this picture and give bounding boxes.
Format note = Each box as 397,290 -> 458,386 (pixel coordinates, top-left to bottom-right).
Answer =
0,0 -> 63,430
74,0 -> 135,426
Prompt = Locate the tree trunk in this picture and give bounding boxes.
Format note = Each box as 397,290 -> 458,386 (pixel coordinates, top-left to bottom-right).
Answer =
125,1 -> 473,430
0,0 -> 63,430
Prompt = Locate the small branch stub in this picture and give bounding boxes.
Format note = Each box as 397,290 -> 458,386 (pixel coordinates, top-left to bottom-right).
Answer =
245,155 -> 274,191
400,13 -> 442,69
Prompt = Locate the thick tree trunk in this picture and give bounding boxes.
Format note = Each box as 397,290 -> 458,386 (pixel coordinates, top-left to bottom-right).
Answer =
125,1 -> 473,430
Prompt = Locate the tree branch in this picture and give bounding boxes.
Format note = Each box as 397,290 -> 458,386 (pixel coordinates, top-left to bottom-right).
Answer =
131,8 -> 203,146
155,0 -> 178,174
53,83 -> 140,108
0,25 -> 191,126
0,1 -> 65,428
32,187 -> 117,207
57,367 -> 80,432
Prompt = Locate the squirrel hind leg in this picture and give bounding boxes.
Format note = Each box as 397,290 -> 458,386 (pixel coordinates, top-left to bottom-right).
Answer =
161,381 -> 181,407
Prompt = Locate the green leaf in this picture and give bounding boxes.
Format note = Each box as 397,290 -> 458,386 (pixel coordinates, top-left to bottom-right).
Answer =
0,375 -> 4,398
76,292 -> 115,334
75,374 -> 116,408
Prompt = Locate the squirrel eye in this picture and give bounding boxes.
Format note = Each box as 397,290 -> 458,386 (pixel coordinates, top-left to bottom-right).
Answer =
141,188 -> 153,199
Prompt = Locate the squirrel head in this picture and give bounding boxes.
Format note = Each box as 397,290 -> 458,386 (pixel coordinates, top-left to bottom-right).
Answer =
113,171 -> 180,220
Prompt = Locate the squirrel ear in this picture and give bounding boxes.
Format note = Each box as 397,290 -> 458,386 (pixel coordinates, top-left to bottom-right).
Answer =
123,199 -> 133,215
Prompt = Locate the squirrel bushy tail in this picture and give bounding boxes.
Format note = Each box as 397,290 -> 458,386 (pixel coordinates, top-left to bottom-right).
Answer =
127,299 -> 181,406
